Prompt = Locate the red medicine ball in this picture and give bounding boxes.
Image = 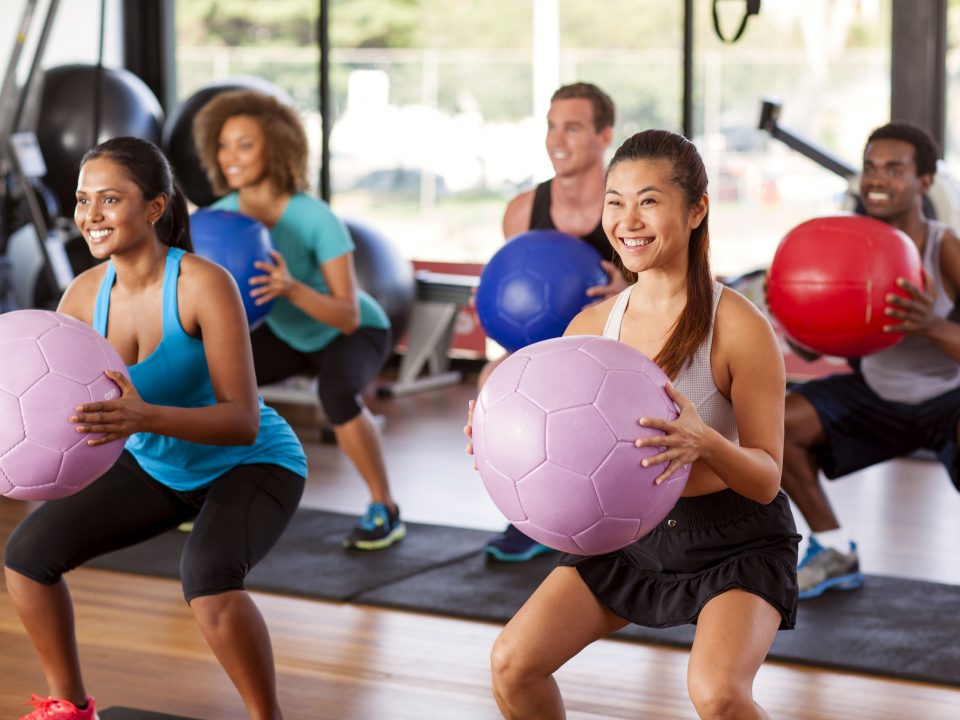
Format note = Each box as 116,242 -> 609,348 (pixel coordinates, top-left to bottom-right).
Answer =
766,214 -> 924,358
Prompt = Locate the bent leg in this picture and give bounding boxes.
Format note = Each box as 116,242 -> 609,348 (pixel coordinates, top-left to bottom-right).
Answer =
333,408 -> 394,506
491,566 -> 628,719
3,570 -> 86,707
687,589 -> 781,720
182,464 -> 303,720
781,392 -> 838,532
190,591 -> 281,720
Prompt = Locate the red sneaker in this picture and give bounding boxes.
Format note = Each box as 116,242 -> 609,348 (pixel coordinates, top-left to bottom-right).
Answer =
19,694 -> 98,719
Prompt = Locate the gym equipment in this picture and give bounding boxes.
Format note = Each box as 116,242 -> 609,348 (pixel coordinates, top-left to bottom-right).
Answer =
0,0 -> 76,311
162,77 -> 293,207
189,209 -> 275,329
471,335 -> 690,555
475,230 -> 609,352
36,63 -> 164,218
344,218 -> 415,341
0,309 -> 129,500
766,214 -> 924,358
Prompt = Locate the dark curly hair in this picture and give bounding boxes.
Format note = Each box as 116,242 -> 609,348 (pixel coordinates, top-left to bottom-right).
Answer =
192,89 -> 309,197
865,122 -> 939,177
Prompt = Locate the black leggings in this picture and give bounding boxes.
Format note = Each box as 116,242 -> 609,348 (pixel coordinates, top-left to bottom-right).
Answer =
251,323 -> 391,425
4,451 -> 305,603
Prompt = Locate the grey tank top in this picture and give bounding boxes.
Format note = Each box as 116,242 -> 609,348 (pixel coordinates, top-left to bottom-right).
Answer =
861,220 -> 960,403
603,281 -> 739,444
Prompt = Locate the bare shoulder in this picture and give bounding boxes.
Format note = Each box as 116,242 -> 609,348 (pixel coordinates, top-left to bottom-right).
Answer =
565,294 -> 616,336
56,262 -> 109,323
938,227 -> 960,296
179,251 -> 237,291
502,189 -> 535,239
715,285 -> 778,348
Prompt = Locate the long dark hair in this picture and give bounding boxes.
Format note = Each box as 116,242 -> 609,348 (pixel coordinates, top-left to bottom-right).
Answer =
80,136 -> 192,252
607,130 -> 711,378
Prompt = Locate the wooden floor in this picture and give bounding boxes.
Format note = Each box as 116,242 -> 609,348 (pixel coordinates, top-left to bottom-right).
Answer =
2,373 -> 960,719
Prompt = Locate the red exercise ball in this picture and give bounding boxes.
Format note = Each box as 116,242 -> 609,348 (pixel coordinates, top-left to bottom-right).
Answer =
766,214 -> 923,358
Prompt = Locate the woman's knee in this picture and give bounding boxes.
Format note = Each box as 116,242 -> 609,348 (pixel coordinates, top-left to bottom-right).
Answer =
180,554 -> 245,603
4,525 -> 66,585
490,630 -> 542,692
687,671 -> 752,720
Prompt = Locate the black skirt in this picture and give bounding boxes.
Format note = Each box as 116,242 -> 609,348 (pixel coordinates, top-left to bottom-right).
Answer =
558,489 -> 800,630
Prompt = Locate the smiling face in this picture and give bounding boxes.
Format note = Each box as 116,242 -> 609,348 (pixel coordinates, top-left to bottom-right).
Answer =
545,98 -> 611,178
602,158 -> 707,276
74,157 -> 164,260
217,114 -> 269,191
860,138 -> 930,222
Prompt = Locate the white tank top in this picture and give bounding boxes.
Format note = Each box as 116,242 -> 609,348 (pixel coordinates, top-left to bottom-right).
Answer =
603,281 -> 739,444
861,220 -> 960,403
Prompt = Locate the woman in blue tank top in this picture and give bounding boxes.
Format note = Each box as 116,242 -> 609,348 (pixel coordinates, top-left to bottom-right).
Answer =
5,137 -> 306,720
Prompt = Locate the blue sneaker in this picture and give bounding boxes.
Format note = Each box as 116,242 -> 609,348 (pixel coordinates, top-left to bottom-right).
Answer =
797,536 -> 864,599
484,525 -> 555,562
344,502 -> 406,550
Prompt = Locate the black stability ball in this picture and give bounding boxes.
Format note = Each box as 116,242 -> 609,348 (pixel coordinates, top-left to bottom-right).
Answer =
344,219 -> 415,340
36,64 -> 164,218
162,76 -> 293,208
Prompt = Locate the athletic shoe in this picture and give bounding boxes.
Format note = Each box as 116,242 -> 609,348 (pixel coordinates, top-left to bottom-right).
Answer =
483,524 -> 556,563
797,536 -> 865,599
19,694 -> 98,720
343,502 -> 406,550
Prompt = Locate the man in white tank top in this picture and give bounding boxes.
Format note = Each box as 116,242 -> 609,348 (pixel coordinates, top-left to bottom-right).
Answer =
782,122 -> 960,599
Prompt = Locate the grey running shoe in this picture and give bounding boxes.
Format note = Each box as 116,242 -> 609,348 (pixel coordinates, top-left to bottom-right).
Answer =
797,536 -> 864,599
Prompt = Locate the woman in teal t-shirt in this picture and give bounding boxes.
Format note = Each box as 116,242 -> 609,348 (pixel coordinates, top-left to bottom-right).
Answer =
193,89 -> 405,551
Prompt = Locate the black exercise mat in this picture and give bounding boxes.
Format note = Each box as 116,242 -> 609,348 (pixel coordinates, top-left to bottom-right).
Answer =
87,509 -> 490,601
355,551 -> 960,688
100,709 -> 199,720
88,513 -> 960,688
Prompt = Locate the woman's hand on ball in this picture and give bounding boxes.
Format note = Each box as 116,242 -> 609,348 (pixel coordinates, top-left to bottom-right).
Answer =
635,383 -> 704,484
250,250 -> 295,304
585,260 -> 630,302
883,277 -> 936,335
70,370 -> 149,445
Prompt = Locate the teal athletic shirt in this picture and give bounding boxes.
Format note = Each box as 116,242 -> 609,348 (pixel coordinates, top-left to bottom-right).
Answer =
212,192 -> 389,352
92,247 -> 308,491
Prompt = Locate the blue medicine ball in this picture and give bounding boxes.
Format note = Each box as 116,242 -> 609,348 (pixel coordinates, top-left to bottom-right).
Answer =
476,230 -> 609,352
189,209 -> 275,329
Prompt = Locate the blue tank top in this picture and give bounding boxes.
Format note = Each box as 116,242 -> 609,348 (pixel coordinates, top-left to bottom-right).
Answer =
93,247 -> 307,491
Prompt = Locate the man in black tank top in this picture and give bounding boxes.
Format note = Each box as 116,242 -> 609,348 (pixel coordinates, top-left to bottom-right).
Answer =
482,83 -> 629,562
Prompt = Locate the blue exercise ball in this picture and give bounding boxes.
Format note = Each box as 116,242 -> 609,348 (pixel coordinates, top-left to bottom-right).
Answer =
476,230 -> 609,352
189,209 -> 275,328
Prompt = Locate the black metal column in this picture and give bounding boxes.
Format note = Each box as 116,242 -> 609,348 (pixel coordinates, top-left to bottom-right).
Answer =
890,0 -> 946,151
318,0 -> 331,202
122,0 -> 175,112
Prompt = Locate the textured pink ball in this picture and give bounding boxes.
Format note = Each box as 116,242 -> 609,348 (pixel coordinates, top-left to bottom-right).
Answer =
472,335 -> 690,555
0,310 -> 130,500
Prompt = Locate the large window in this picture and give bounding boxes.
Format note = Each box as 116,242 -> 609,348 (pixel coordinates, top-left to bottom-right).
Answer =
170,0 -> 892,277
1,0 -> 123,78
692,0 -> 891,277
